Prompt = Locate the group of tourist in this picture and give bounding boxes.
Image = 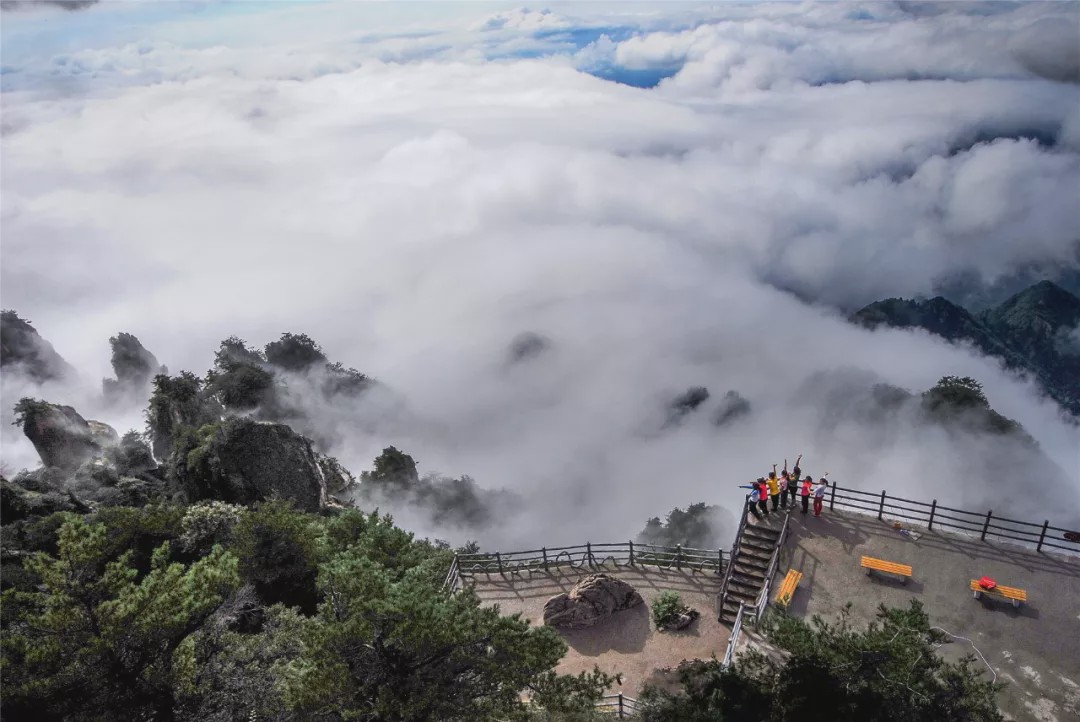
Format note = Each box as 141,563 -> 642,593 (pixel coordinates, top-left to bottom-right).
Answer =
741,455 -> 830,520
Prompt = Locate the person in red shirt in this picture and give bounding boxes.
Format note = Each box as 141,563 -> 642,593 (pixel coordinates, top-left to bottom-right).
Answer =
756,478 -> 770,518
800,475 -> 813,515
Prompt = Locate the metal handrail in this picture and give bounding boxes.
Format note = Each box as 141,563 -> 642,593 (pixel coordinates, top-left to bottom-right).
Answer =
717,493 -> 750,616
722,601 -> 746,668
753,510 -> 791,622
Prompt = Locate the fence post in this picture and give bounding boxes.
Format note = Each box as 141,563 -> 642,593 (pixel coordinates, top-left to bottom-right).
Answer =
542,547 -> 548,571
628,540 -> 635,566
829,483 -> 837,511
981,511 -> 993,541
676,544 -> 683,570
618,692 -> 624,718
1037,520 -> 1049,552
496,551 -> 503,576
878,489 -> 886,520
928,499 -> 937,530
718,547 -> 723,574
586,542 -> 593,567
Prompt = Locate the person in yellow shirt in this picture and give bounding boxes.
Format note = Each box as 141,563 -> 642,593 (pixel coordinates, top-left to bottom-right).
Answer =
767,466 -> 781,512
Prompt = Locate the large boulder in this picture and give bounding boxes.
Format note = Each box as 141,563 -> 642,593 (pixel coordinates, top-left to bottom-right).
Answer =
0,310 -> 74,382
175,417 -> 329,511
13,398 -> 118,472
543,573 -> 644,630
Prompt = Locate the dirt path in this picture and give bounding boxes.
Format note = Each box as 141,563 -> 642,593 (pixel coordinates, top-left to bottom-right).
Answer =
468,562 -> 730,696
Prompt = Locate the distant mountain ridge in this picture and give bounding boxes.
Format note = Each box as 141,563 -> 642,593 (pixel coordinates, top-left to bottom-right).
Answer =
853,281 -> 1080,416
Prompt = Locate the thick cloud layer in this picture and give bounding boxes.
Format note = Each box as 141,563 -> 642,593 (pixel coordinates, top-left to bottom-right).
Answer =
2,2 -> 1078,547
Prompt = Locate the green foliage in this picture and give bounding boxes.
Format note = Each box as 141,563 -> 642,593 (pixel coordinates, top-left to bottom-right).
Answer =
11,397 -> 51,429
282,554 -> 582,721
264,332 -> 326,372
639,600 -> 1004,721
922,376 -> 1024,436
146,371 -> 221,460
638,502 -> 721,549
1,489 -> 615,721
180,500 -> 244,555
362,445 -> 420,490
229,500 -> 320,612
651,590 -> 684,629
214,336 -> 266,371
1,517 -> 241,721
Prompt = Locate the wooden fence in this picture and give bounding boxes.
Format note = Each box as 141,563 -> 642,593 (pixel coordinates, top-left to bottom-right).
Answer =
594,693 -> 640,718
826,484 -> 1080,554
446,540 -> 724,590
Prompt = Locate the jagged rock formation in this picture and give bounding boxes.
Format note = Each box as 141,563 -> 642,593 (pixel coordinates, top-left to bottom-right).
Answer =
638,502 -> 731,550
854,281 -> 1080,415
507,332 -> 550,363
172,417 -> 330,511
102,332 -> 166,403
666,386 -> 710,426
12,398 -> 118,472
0,310 -> 73,382
713,390 -> 751,427
542,573 -> 644,629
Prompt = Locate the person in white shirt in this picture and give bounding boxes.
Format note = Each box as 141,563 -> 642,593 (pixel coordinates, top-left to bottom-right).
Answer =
746,486 -> 763,520
813,477 -> 829,517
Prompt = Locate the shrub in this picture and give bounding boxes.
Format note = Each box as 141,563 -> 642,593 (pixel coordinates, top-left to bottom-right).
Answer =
652,590 -> 684,629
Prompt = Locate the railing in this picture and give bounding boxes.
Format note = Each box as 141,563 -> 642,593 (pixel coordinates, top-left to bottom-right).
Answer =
594,693 -> 640,718
451,540 -> 724,585
752,510 -> 791,623
716,493 -> 750,616
721,601 -> 746,668
442,554 -> 462,593
827,484 -> 1080,555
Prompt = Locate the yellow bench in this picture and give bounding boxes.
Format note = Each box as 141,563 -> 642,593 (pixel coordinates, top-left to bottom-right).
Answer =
861,556 -> 912,582
970,579 -> 1027,608
775,569 -> 803,607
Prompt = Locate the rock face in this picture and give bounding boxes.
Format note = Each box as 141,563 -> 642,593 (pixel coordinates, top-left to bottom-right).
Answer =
852,281 -> 1080,416
103,332 -> 167,402
177,417 -> 328,511
543,574 -> 644,630
14,399 -> 118,472
0,311 -> 74,382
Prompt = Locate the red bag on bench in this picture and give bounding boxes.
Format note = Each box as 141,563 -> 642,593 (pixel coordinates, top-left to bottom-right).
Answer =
978,576 -> 997,590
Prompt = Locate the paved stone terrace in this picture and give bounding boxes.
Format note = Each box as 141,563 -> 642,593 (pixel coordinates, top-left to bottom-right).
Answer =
466,562 -> 729,696
771,508 -> 1080,722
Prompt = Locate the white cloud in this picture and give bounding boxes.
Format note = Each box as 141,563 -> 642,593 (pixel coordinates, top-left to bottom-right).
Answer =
2,1 -> 1079,547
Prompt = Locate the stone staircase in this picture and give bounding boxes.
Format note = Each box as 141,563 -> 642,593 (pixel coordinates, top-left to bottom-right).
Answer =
718,516 -> 785,625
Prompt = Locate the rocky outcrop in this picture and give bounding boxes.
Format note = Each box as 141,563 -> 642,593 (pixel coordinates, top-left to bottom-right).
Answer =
713,390 -> 751,427
1,478 -> 91,524
543,573 -> 644,629
103,332 -> 167,403
175,417 -> 329,511
1,311 -> 74,382
507,332 -> 549,363
666,386 -> 710,426
13,398 -> 118,472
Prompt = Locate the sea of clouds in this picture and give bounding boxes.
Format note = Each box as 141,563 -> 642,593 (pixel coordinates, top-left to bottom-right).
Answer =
2,1 -> 1079,547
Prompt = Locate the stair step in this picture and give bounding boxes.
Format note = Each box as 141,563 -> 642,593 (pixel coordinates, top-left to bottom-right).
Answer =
740,539 -> 775,554
737,549 -> 772,565
731,569 -> 766,583
745,521 -> 782,534
727,589 -> 758,603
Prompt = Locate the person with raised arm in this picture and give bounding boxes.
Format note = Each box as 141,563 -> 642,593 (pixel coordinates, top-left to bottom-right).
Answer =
813,474 -> 830,517
767,466 -> 782,512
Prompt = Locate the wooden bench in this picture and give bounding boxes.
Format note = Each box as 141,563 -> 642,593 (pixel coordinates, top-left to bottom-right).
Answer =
969,579 -> 1027,608
861,556 -> 912,583
775,569 -> 803,607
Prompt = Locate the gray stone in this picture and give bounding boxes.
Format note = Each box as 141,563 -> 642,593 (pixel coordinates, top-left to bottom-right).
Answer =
543,573 -> 643,629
